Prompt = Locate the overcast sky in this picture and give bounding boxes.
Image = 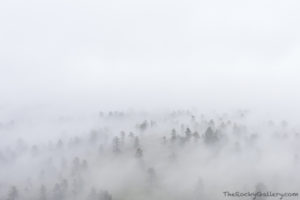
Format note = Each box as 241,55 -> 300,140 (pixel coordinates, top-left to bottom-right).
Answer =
1,0 -> 300,112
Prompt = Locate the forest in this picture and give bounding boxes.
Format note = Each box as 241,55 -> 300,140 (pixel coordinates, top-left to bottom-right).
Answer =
0,109 -> 299,200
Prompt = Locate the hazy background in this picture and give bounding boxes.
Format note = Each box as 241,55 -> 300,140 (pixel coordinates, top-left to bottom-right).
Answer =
1,0 -> 300,115
1,2 -> 300,198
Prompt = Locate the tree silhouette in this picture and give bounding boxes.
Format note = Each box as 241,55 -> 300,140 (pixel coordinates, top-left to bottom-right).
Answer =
38,185 -> 47,200
7,186 -> 18,200
112,136 -> 121,153
135,147 -> 143,158
134,136 -> 140,148
204,127 -> 218,144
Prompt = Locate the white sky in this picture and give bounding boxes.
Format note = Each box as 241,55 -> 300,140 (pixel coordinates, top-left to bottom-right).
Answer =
1,0 -> 300,112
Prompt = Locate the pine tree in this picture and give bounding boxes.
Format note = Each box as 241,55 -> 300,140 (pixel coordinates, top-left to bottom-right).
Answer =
134,136 -> 140,148
38,185 -> 47,200
135,147 -> 143,158
7,186 -> 18,200
171,129 -> 177,142
112,136 -> 121,153
204,126 -> 218,144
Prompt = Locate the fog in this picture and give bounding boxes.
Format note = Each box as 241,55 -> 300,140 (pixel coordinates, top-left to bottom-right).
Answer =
0,110 -> 300,200
1,0 -> 300,199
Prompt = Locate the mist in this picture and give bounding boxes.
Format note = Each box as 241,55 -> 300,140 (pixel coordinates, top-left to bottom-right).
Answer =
1,0 -> 300,199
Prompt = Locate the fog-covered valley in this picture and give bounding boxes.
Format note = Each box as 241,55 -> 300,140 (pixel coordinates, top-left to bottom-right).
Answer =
1,0 -> 300,199
0,109 -> 299,200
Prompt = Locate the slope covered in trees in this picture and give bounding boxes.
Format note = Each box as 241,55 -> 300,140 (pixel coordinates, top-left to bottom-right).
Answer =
0,110 -> 299,200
